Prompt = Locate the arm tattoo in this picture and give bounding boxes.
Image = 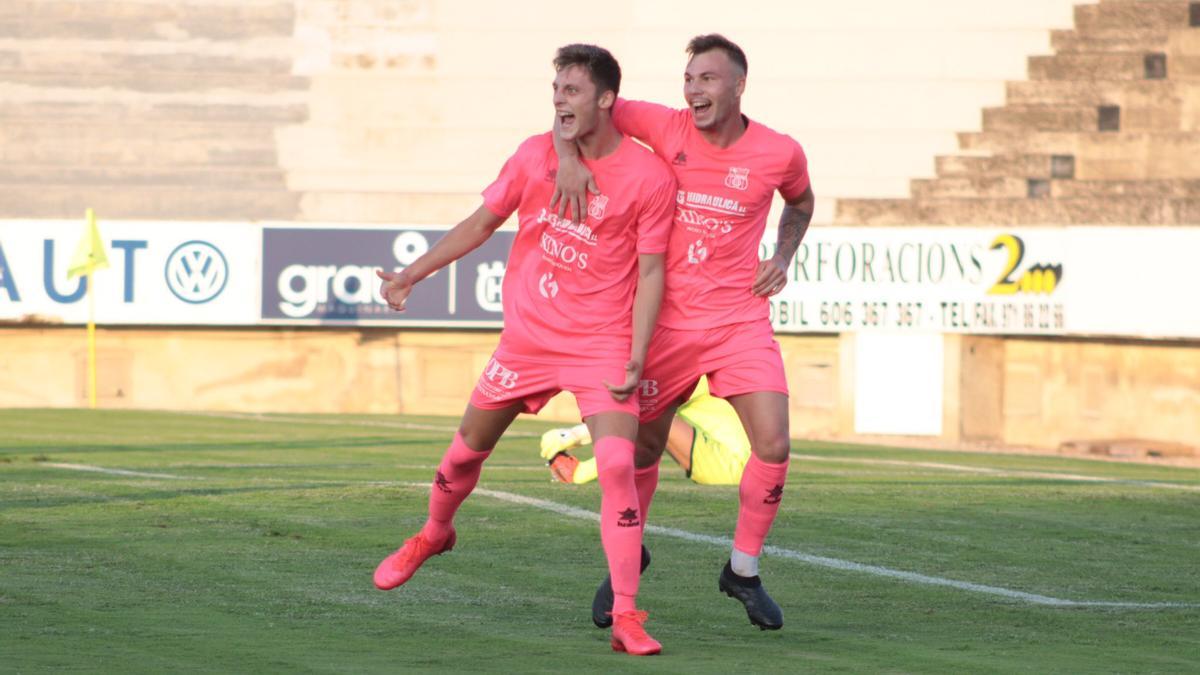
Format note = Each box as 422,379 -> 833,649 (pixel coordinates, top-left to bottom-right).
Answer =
775,201 -> 813,264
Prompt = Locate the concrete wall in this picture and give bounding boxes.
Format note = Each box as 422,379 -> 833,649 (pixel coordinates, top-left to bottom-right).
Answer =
4,326 -> 1196,451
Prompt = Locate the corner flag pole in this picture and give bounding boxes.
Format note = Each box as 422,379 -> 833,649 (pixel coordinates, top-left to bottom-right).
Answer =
86,212 -> 97,409
68,207 -> 109,409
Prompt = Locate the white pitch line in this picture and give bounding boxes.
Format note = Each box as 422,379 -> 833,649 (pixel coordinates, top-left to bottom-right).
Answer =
460,485 -> 1199,610
791,454 -> 1200,492
42,462 -> 195,480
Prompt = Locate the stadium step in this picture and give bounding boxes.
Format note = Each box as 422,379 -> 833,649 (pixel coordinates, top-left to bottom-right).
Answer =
834,195 -> 1198,226
1050,28 -> 1170,53
1027,53 -> 1174,81
0,50 -> 294,77
1073,1 -> 1194,31
913,176 -> 1200,200
0,166 -> 288,189
985,103 -> 1184,133
982,105 -> 1099,132
956,131 -> 1200,159
0,1 -> 294,41
911,177 -> 1029,200
0,70 -> 307,93
1004,80 -> 1180,106
0,122 -> 281,167
935,154 -> 1074,179
0,184 -> 300,220
0,100 -> 307,124
1048,178 -> 1200,198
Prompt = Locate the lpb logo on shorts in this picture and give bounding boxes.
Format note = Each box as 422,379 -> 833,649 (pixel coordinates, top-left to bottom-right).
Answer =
638,379 -> 659,413
484,358 -> 519,389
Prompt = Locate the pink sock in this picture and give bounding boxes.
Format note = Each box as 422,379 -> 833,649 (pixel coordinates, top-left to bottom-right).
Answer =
595,436 -> 641,614
732,455 -> 790,556
420,433 -> 491,544
634,462 -> 659,530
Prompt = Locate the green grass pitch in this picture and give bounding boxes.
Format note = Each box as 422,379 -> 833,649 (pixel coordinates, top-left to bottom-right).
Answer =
1,409 -> 1198,673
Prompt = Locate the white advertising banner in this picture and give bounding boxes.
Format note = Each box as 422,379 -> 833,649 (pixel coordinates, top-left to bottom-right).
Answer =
0,220 -> 260,325
2,220 -> 1196,338
762,226 -> 1200,340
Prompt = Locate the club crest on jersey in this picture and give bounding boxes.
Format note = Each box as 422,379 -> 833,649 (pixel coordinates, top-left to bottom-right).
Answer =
724,167 -> 750,191
587,194 -> 609,221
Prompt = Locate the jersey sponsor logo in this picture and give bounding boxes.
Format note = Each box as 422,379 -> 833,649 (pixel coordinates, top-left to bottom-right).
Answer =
724,167 -> 750,191
538,271 -> 559,299
687,239 -> 709,264
539,232 -> 590,270
587,194 -> 609,221
483,358 -> 519,389
536,208 -> 599,245
678,207 -> 733,236
679,190 -> 746,215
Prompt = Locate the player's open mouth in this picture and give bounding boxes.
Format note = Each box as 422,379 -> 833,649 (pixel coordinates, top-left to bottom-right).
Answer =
558,112 -> 576,128
691,101 -> 712,115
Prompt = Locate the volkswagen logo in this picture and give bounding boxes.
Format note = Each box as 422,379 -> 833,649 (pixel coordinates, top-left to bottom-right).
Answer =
164,240 -> 228,304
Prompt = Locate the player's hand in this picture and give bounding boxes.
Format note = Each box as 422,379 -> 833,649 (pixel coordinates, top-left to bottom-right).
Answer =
752,255 -> 788,297
376,269 -> 414,312
549,150 -> 600,223
604,360 -> 643,402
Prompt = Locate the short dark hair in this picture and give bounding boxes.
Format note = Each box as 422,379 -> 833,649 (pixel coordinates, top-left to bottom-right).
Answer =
553,43 -> 621,97
686,34 -> 748,75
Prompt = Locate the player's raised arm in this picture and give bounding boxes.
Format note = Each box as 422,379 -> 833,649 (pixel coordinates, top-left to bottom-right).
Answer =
376,205 -> 506,312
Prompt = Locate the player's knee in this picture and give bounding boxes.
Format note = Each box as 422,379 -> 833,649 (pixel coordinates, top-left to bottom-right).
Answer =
754,435 -> 791,464
455,427 -> 496,456
595,449 -> 635,485
634,441 -> 664,467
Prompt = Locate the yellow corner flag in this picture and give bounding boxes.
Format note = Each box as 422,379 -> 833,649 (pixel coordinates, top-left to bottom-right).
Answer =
68,208 -> 109,279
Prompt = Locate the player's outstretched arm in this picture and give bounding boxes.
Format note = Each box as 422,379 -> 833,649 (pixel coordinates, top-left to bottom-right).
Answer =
376,205 -> 506,312
606,252 -> 664,401
752,186 -> 814,297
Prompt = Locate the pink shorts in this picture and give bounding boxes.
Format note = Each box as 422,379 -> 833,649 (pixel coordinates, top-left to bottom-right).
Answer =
469,348 -> 639,419
638,319 -> 788,421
